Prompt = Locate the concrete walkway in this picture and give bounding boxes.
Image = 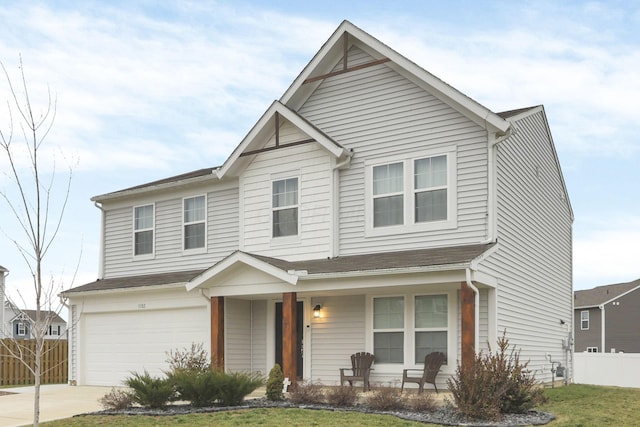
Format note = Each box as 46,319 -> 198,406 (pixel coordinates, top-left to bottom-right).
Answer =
0,384 -> 109,427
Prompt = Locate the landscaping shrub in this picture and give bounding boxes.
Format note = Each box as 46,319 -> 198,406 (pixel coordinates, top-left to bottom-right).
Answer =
125,371 -> 175,409
325,385 -> 359,407
165,342 -> 210,374
365,385 -> 404,411
216,371 -> 264,406
289,380 -> 325,404
447,332 -> 546,421
167,369 -> 220,407
98,387 -> 133,410
266,364 -> 285,401
405,392 -> 437,412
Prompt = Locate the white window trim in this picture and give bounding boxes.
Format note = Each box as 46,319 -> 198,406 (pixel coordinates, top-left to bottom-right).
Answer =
132,203 -> 155,259
182,195 -> 207,254
270,173 -> 301,245
581,310 -> 589,330
364,147 -> 457,237
366,290 -> 456,372
17,322 -> 27,336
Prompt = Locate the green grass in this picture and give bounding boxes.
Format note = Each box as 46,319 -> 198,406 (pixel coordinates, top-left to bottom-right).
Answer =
40,384 -> 640,426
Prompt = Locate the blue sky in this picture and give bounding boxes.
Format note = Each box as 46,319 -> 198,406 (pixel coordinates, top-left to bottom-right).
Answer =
1,1 -> 639,308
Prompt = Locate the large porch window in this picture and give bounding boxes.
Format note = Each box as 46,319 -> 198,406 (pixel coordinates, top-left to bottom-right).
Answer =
372,293 -> 449,365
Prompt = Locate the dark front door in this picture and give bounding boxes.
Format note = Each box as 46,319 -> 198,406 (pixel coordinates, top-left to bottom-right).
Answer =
275,301 -> 303,379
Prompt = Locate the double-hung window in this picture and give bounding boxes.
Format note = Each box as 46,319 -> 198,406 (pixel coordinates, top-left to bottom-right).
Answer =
414,295 -> 448,363
373,296 -> 404,363
414,156 -> 447,222
272,178 -> 298,238
581,310 -> 589,330
184,195 -> 206,250
366,149 -> 456,235
17,322 -> 27,336
133,204 -> 154,256
373,163 -> 404,227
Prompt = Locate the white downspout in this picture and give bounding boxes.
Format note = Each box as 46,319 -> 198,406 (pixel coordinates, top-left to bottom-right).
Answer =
331,150 -> 353,258
599,305 -> 605,352
0,266 -> 8,339
466,268 -> 480,350
94,202 -> 106,279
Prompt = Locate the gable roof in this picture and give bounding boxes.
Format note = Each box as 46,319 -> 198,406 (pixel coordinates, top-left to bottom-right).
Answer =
217,100 -> 351,178
574,278 -> 640,308
281,20 -> 510,135
11,309 -> 66,324
187,243 -> 495,291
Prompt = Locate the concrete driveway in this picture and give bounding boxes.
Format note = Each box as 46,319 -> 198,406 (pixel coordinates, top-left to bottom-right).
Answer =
0,384 -> 109,427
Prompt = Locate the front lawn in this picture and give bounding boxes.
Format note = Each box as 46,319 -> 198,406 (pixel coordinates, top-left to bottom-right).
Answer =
40,384 -> 640,426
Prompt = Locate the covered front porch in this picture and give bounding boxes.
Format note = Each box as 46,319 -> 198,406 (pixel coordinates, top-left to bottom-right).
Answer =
187,245 -> 498,389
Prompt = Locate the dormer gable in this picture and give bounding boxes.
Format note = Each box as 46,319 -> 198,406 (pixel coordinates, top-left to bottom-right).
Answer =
217,101 -> 351,179
281,20 -> 510,135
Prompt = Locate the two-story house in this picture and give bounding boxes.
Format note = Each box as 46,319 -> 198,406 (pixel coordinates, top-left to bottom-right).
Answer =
574,278 -> 640,353
62,21 -> 573,388
1,265 -> 67,340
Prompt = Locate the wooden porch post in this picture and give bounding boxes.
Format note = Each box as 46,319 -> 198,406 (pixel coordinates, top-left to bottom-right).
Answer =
211,296 -> 224,371
282,292 -> 297,388
461,281 -> 475,369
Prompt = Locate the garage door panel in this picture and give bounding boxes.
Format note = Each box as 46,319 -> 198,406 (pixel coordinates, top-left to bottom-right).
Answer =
82,306 -> 208,386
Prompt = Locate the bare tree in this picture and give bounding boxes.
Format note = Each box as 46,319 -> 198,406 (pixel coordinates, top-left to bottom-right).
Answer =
0,56 -> 74,427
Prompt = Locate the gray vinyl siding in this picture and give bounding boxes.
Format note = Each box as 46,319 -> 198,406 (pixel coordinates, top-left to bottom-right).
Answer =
240,132 -> 333,260
574,307 -> 601,352
226,298 -> 252,372
478,110 -> 573,382
603,290 -> 640,353
298,46 -> 489,255
309,295 -> 365,383
103,185 -> 239,278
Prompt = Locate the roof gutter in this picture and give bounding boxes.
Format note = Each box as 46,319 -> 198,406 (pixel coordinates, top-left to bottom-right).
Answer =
296,262 -> 471,281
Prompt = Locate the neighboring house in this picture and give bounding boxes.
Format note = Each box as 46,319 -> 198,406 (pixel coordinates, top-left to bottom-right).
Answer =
574,279 -> 640,353
62,21 -> 573,388
0,265 -> 67,341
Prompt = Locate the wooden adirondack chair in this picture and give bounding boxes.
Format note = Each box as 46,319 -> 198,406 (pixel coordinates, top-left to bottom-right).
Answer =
401,351 -> 446,393
339,352 -> 375,391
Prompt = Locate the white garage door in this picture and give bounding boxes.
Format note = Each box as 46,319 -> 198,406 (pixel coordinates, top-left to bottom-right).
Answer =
81,306 -> 208,386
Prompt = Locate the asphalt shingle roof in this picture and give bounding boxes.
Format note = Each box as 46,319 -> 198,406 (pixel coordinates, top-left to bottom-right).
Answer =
65,243 -> 494,294
574,278 -> 640,308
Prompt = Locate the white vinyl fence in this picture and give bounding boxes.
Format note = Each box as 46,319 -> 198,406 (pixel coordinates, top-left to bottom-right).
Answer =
574,352 -> 640,388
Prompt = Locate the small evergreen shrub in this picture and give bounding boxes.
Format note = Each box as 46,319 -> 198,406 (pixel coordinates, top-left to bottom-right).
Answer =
168,369 -> 220,407
289,380 -> 325,404
266,364 -> 285,401
165,342 -> 210,374
98,387 -> 133,410
447,332 -> 547,421
125,371 -> 175,409
325,385 -> 359,407
365,385 -> 404,411
216,371 -> 264,406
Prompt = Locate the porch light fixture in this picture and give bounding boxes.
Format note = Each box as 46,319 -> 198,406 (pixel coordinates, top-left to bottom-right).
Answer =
313,304 -> 322,318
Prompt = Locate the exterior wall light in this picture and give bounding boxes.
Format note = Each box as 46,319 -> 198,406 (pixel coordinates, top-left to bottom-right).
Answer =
313,304 -> 322,318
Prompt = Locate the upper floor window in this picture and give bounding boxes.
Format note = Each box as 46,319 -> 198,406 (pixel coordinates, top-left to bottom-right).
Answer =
272,178 -> 298,237
581,310 -> 589,330
184,195 -> 206,250
373,163 -> 404,227
366,149 -> 456,236
48,325 -> 61,336
587,347 -> 598,353
17,322 -> 27,336
414,156 -> 447,222
133,204 -> 154,256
